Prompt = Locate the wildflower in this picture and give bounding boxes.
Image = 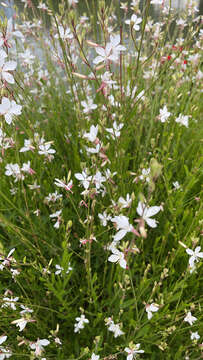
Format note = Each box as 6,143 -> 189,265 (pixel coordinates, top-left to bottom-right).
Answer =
29,339 -> 50,356
50,210 -> 62,229
93,171 -> 106,190
85,143 -> 101,154
108,247 -> 127,269
83,125 -> 98,142
20,139 -> 35,152
159,105 -> 171,123
75,170 -> 92,189
125,14 -> 142,31
5,163 -> 24,182
74,314 -> 89,333
173,181 -> 181,190
81,98 -> 97,114
184,311 -> 197,326
136,201 -> 161,228
55,263 -> 72,275
175,114 -> 189,128
125,344 -> 144,360
0,335 -> 12,359
45,191 -> 62,203
1,296 -> 19,310
54,178 -> 73,192
186,246 -> 203,268
0,248 -> 15,268
146,303 -> 159,320
21,161 -> 35,175
38,143 -> 56,157
28,181 -> 40,190
93,34 -> 126,65
11,318 -> 29,332
191,332 -> 200,340
91,354 -> 100,360
118,194 -> 132,209
106,318 -> 124,337
0,53 -> 17,84
55,25 -> 73,40
98,211 -> 111,226
138,168 -> 150,183
20,305 -> 33,315
106,121 -> 124,139
0,97 -> 22,125
111,215 -> 133,241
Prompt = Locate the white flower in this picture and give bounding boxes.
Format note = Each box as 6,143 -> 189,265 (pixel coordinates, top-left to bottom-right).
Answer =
30,339 -> 50,356
146,303 -> 159,320
139,168 -> 150,182
0,97 -> 22,125
0,335 -> 12,359
11,318 -> 28,332
111,215 -> 133,242
125,14 -> 142,31
54,178 -> 73,192
136,202 -> 161,228
0,53 -> 17,84
20,305 -> 33,315
55,25 -> 73,40
184,311 -> 197,326
108,248 -> 127,269
159,105 -> 171,123
50,210 -> 62,229
44,191 -> 62,203
105,318 -> 124,337
20,139 -> 35,152
5,163 -> 24,182
55,264 -> 72,275
81,98 -> 97,114
125,344 -> 144,360
108,321 -> 124,338
190,331 -> 200,340
91,354 -> 100,360
21,161 -> 35,175
75,170 -> 92,189
38,143 -> 56,156
106,121 -> 124,138
85,143 -> 101,154
83,125 -> 98,142
93,171 -> 106,190
93,35 -> 125,65
74,314 -> 89,333
98,212 -> 111,226
118,194 -> 132,208
173,181 -> 181,190
186,246 -> 203,268
2,296 -> 19,310
175,114 -> 189,128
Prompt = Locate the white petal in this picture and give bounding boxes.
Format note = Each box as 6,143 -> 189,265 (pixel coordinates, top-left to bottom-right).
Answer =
145,218 -> 157,228
0,335 -> 7,345
119,258 -> 127,269
93,56 -> 103,65
108,254 -> 119,263
145,206 -> 161,217
137,201 -> 144,216
113,229 -> 127,241
3,72 -> 15,84
4,61 -> 17,71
